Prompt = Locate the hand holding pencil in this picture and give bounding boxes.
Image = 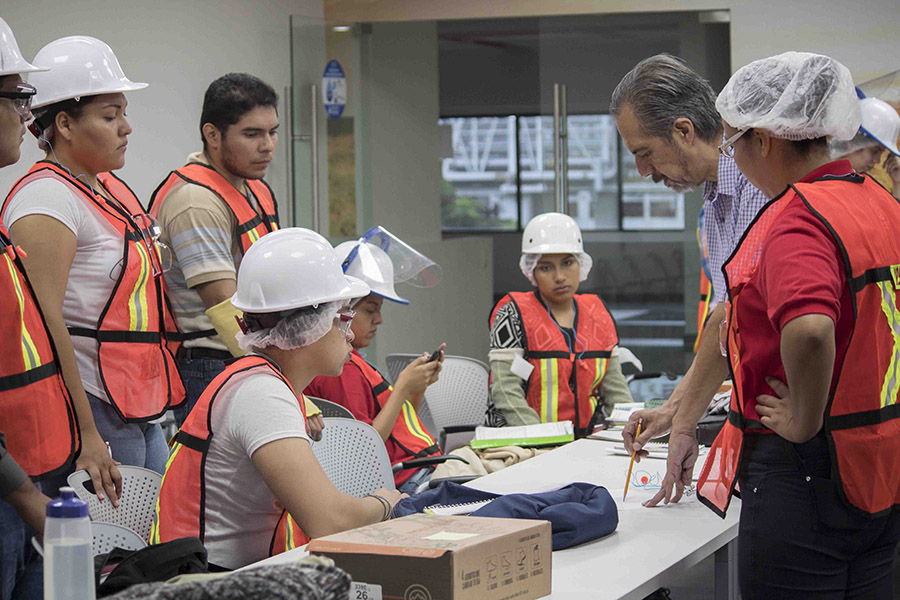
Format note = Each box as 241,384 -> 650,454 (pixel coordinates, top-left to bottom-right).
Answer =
623,418 -> 642,501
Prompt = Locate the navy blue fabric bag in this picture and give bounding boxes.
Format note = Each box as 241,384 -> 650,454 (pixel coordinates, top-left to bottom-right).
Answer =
393,482 -> 618,550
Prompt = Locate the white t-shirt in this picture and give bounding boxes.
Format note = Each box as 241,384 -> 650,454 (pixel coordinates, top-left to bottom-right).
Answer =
202,370 -> 311,569
2,176 -> 122,401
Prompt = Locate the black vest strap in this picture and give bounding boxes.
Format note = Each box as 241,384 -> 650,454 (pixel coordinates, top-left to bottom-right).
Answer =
827,403 -> 900,431
173,431 -> 210,453
68,327 -> 162,344
850,266 -> 897,293
0,362 -> 59,392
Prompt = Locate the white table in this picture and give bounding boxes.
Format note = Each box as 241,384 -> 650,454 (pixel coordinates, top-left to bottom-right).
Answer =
465,439 -> 740,600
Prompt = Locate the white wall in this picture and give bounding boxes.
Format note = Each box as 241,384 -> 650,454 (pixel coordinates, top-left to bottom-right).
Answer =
1,0 -> 323,208
355,22 -> 493,367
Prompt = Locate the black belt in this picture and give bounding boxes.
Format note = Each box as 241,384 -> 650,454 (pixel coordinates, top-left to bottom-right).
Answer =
176,346 -> 232,361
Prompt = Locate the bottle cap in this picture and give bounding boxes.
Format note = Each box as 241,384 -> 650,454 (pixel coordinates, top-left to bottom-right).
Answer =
46,486 -> 89,518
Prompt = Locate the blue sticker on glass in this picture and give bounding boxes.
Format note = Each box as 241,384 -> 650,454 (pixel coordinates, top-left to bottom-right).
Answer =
322,60 -> 346,119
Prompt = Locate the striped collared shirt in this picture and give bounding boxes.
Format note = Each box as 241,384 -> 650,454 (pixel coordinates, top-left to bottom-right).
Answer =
701,153 -> 769,302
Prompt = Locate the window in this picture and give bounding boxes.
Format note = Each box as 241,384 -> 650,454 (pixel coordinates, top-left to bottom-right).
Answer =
439,116 -> 518,231
440,114 -> 684,232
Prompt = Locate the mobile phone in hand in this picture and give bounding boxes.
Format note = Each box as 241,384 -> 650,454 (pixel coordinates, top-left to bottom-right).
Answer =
427,348 -> 442,362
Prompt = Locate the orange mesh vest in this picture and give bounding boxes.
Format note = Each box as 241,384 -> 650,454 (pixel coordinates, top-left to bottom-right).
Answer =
148,162 -> 279,256
0,222 -> 79,479
150,355 -> 310,554
491,291 -> 618,436
698,174 -> 900,517
349,353 -> 441,486
2,163 -> 185,422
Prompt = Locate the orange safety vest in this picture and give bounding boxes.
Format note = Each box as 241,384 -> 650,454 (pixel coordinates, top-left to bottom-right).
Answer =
697,174 -> 900,518
694,269 -> 713,353
2,163 -> 185,422
0,222 -> 79,480
694,209 -> 714,353
148,162 -> 279,256
150,355 -> 310,555
349,352 -> 442,486
491,291 -> 618,436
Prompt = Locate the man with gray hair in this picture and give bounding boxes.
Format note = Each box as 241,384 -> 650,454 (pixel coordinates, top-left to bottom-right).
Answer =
613,54 -> 768,479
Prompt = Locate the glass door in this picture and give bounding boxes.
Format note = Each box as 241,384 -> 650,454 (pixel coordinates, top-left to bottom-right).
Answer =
289,13 -> 328,232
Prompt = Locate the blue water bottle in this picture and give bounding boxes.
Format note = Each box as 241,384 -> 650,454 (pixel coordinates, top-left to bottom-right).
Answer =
43,487 -> 94,600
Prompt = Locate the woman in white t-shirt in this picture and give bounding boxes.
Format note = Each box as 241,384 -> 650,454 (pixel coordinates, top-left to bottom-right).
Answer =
1,37 -> 183,478
152,228 -> 406,569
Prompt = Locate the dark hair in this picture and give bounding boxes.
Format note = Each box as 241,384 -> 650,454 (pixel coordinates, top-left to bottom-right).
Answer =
610,53 -> 723,144
200,73 -> 278,148
31,95 -> 101,151
33,95 -> 99,133
788,136 -> 829,157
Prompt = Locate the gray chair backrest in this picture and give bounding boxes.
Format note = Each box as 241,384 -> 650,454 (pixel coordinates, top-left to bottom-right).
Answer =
420,355 -> 489,432
68,465 -> 161,542
91,522 -> 147,556
308,396 -> 355,419
384,353 -> 417,384
311,417 -> 395,496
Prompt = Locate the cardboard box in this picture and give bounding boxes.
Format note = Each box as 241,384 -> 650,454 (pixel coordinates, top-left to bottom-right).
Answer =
308,513 -> 552,600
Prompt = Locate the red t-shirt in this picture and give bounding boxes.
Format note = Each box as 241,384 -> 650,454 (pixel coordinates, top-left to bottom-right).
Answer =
305,350 -> 413,471
731,161 -> 856,425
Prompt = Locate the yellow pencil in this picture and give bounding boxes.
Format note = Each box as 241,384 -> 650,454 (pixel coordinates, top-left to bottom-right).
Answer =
623,418 -> 642,501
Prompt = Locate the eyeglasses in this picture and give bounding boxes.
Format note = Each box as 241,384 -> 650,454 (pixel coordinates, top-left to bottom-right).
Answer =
335,309 -> 356,339
0,83 -> 36,119
718,129 -> 748,158
108,214 -> 173,280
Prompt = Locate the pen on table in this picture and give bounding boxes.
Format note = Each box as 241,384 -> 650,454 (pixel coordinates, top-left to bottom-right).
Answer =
623,418 -> 642,501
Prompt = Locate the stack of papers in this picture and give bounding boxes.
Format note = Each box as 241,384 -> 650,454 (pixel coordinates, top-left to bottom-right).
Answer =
607,402 -> 644,425
471,421 -> 574,450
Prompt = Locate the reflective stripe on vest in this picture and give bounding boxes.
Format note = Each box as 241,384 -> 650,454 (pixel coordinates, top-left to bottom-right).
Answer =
148,162 -> 279,257
150,355 -> 310,553
491,291 -> 618,436
0,224 -> 79,480
349,353 -> 441,485
2,163 -> 184,422
698,174 -> 900,517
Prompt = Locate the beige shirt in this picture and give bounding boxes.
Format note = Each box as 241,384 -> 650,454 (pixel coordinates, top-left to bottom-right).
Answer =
156,152 -> 256,350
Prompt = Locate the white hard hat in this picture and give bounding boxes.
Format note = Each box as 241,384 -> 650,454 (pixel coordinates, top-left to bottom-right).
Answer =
232,228 -> 369,314
336,240 -> 407,304
859,97 -> 900,157
521,212 -> 584,254
29,36 -> 147,109
0,17 -> 47,77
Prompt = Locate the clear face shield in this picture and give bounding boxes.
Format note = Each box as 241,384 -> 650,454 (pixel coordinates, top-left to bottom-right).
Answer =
341,225 -> 442,304
857,70 -> 900,105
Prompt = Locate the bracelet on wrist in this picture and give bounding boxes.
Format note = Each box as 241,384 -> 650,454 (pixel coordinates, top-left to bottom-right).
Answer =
365,493 -> 391,521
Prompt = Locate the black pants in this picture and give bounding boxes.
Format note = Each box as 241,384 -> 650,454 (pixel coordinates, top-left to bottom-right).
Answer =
738,432 -> 900,599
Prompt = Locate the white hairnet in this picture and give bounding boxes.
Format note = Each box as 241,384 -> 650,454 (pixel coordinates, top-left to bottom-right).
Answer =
519,252 -> 593,286
716,52 -> 860,141
829,130 -> 881,159
236,301 -> 343,351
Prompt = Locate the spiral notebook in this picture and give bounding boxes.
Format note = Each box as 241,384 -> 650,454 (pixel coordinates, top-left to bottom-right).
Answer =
424,498 -> 495,516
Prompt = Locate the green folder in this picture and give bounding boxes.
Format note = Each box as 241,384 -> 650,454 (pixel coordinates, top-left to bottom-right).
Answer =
470,422 -> 574,449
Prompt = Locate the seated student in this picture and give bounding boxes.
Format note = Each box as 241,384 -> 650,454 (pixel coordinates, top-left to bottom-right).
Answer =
485,213 -> 632,437
829,96 -> 900,199
150,228 -> 405,569
306,226 -> 444,494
